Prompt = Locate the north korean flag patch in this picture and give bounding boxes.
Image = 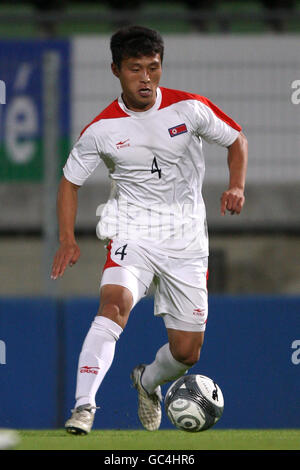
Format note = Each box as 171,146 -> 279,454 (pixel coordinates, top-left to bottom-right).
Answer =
168,123 -> 188,137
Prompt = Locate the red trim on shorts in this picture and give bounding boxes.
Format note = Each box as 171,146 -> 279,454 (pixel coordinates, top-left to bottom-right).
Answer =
206,268 -> 209,289
102,240 -> 121,272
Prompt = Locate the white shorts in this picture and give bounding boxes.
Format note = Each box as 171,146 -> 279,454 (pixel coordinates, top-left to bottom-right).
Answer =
100,239 -> 208,332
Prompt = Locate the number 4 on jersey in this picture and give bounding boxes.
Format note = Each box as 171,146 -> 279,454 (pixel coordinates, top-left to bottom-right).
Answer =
151,156 -> 162,179
115,244 -> 127,260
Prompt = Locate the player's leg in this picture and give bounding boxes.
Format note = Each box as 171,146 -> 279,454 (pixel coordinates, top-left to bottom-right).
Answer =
65,282 -> 134,435
140,329 -> 204,396
96,283 -> 134,328
130,327 -> 203,432
66,239 -> 153,434
73,283 -> 134,411
167,328 -> 204,366
138,256 -> 208,403
131,329 -> 203,432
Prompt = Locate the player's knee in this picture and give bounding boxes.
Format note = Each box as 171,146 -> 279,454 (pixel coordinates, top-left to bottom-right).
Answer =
170,344 -> 202,367
98,300 -> 130,329
100,302 -> 120,318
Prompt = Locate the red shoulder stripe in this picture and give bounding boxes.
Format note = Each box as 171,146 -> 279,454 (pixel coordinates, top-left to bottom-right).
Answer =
159,87 -> 241,132
80,99 -> 129,137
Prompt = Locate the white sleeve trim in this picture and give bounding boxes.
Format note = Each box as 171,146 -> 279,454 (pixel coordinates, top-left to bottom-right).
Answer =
222,128 -> 240,148
62,126 -> 101,186
63,167 -> 84,186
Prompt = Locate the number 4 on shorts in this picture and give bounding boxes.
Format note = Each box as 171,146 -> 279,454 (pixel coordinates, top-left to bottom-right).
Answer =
115,244 -> 128,260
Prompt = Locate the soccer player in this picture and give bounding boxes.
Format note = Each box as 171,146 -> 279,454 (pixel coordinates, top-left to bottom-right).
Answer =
51,25 -> 248,434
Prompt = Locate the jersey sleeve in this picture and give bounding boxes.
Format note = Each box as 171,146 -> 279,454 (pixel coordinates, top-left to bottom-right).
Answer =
63,127 -> 101,186
193,97 -> 242,147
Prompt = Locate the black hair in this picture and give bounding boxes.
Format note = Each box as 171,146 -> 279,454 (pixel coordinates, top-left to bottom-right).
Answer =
110,25 -> 164,69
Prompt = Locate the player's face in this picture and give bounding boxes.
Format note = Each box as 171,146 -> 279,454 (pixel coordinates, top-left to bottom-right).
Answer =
112,54 -> 162,112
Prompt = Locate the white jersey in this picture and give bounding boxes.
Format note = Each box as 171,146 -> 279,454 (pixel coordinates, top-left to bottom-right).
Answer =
63,87 -> 241,258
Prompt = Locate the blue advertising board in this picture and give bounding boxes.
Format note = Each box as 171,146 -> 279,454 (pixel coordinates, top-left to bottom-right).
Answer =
0,298 -> 58,428
0,295 -> 299,429
0,39 -> 70,181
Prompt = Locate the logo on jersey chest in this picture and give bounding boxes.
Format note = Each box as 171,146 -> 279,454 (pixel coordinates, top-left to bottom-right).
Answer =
116,138 -> 130,149
168,123 -> 187,137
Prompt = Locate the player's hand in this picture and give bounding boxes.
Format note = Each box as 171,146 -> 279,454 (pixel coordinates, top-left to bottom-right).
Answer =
220,187 -> 245,216
51,240 -> 80,280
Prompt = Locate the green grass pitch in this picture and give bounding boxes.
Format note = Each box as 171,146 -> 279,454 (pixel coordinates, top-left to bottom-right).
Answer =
13,429 -> 300,450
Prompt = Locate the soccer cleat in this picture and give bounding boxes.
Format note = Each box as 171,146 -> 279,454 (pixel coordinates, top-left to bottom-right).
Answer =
65,404 -> 97,435
131,364 -> 162,431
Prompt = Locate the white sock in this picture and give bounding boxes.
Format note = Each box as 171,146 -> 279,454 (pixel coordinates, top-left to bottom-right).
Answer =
141,343 -> 190,394
75,316 -> 123,408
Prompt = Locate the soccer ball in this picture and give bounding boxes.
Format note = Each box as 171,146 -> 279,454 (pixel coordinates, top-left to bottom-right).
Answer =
164,374 -> 224,432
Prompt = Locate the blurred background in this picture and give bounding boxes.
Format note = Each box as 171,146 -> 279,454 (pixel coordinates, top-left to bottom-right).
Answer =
0,0 -> 299,432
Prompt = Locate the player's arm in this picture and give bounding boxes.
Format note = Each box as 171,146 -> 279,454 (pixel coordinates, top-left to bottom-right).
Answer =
220,131 -> 248,216
51,126 -> 102,279
51,176 -> 81,279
